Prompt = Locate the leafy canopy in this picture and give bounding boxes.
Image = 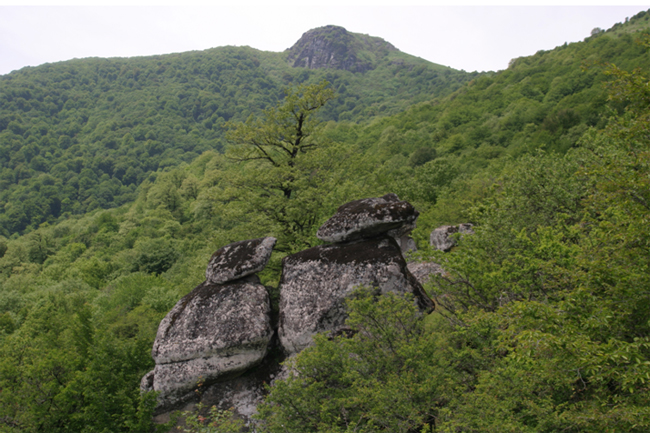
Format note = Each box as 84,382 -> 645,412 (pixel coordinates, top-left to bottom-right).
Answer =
221,81 -> 362,253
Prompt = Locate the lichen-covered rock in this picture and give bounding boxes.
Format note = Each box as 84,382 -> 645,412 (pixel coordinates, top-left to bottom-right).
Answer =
278,236 -> 434,355
140,370 -> 155,393
317,194 -> 419,243
149,275 -> 273,409
151,354 -> 285,428
196,355 -> 284,429
205,237 -> 276,284
430,224 -> 474,252
407,261 -> 444,286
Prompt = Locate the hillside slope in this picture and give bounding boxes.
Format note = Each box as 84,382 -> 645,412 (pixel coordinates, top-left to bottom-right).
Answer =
0,26 -> 475,236
320,10 -> 650,226
0,10 -> 649,433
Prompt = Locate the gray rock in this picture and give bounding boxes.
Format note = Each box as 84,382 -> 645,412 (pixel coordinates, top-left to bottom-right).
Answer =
151,353 -> 285,428
407,261 -> 444,286
205,237 -> 276,285
286,25 -> 396,73
197,354 -> 284,430
149,275 -> 273,409
278,236 -> 434,355
430,223 -> 474,252
140,370 -> 155,393
317,193 -> 419,243
394,234 -> 417,253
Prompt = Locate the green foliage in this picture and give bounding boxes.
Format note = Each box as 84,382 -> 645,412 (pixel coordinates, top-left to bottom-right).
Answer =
222,81 -> 365,252
258,33 -> 650,432
0,35 -> 475,238
133,238 -> 179,275
257,288 -> 445,433
431,50 -> 650,430
318,19 -> 650,236
0,14 -> 649,433
176,403 -> 244,433
427,151 -> 587,317
408,146 -> 437,167
0,281 -> 162,432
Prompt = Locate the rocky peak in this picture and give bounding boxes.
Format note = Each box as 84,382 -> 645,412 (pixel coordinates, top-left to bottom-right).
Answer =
286,25 -> 397,73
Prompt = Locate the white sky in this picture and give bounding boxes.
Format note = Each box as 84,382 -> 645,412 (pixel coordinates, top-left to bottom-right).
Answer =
0,3 -> 648,76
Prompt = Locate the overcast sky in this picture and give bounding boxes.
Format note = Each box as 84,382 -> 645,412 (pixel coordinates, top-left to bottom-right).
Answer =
0,3 -> 648,76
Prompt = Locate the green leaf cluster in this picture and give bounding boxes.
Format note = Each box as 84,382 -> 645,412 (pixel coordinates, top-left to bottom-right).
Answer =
257,288 -> 445,433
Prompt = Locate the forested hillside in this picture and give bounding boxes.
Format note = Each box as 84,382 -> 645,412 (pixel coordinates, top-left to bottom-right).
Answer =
258,43 -> 650,432
0,9 -> 649,433
0,26 -> 474,236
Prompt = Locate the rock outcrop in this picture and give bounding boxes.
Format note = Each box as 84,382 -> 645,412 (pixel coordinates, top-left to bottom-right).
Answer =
317,193 -> 418,243
430,223 -> 474,252
143,237 -> 276,410
205,237 -> 276,284
279,236 -> 433,355
394,233 -> 417,253
280,194 -> 433,355
407,261 -> 444,286
286,25 -> 397,73
144,195 -> 438,427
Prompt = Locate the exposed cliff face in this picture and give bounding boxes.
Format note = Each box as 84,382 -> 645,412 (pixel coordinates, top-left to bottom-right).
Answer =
286,25 -> 397,72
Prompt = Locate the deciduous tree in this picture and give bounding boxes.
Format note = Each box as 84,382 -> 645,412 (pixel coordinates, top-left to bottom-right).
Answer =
222,81 -> 359,252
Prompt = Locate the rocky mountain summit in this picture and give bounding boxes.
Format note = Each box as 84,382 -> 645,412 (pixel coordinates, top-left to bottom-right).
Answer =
142,194 -> 435,426
286,25 -> 398,72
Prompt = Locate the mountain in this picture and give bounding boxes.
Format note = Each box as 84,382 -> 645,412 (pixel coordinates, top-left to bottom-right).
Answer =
324,10 -> 650,185
1,11 -> 650,431
0,26 -> 476,236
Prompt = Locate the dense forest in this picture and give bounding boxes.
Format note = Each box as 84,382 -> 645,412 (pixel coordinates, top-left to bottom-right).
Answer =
0,30 -> 475,236
0,9 -> 649,433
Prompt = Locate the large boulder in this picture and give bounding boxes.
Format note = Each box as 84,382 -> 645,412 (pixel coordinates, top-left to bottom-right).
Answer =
148,275 -> 273,409
317,193 -> 418,243
144,237 -> 277,410
278,236 -> 434,355
430,224 -> 474,252
205,237 -> 276,284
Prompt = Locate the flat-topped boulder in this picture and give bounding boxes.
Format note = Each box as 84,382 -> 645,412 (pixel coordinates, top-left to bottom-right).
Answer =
430,224 -> 474,252
317,194 -> 418,243
278,236 -> 434,355
147,275 -> 273,409
206,237 -> 276,284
